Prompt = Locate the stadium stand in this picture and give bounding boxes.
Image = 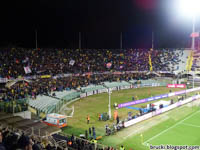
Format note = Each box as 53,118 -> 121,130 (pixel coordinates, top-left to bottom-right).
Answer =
0,48 -> 190,78
0,48 -> 192,116
0,113 -> 113,150
29,95 -> 59,113
0,112 -> 63,150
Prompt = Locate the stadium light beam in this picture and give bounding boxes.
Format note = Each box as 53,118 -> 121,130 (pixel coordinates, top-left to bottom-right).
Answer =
176,0 -> 200,49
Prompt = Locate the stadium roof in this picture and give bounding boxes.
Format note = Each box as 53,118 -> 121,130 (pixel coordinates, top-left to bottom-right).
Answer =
0,113 -> 61,137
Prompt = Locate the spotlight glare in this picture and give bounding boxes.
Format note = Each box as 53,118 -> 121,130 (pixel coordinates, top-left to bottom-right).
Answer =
177,0 -> 200,17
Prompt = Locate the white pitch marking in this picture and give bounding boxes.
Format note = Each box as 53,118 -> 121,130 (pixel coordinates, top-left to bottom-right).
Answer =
143,111 -> 200,146
181,122 -> 200,128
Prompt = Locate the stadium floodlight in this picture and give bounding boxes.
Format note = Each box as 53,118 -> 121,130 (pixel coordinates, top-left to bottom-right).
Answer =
176,0 -> 200,49
177,0 -> 200,17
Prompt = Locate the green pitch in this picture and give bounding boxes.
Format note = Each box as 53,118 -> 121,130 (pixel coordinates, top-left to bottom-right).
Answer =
144,108 -> 200,147
62,86 -> 200,149
104,105 -> 200,149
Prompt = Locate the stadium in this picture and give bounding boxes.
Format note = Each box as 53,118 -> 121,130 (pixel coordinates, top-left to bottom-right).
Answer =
1,0 -> 200,150
1,47 -> 200,150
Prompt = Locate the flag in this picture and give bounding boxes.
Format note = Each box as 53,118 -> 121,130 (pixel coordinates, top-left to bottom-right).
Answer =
24,66 -> 32,74
69,60 -> 75,66
190,32 -> 199,38
149,53 -> 153,71
106,62 -> 112,68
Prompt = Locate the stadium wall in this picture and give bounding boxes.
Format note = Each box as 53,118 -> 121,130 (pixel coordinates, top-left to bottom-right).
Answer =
80,82 -> 165,99
13,110 -> 31,119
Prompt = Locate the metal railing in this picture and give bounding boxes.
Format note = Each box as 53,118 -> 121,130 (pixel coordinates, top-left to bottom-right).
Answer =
0,98 -> 28,113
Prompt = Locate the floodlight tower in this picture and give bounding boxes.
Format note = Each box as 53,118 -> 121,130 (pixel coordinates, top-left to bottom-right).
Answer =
192,16 -> 196,50
177,0 -> 200,50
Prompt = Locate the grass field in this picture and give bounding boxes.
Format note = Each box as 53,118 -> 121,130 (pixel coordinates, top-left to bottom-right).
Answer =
143,110 -> 200,146
101,103 -> 200,149
61,86 -> 200,149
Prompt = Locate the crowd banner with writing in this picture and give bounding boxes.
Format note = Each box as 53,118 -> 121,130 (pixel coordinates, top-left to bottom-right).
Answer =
0,70 -> 176,83
111,87 -> 117,91
167,84 -> 186,88
113,71 -> 122,75
97,89 -> 108,94
86,91 -> 93,97
80,93 -> 87,98
120,86 -> 130,90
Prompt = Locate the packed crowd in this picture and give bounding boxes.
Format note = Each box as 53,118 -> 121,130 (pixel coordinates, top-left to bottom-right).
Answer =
53,133 -> 115,150
0,48 -> 183,149
0,128 -> 58,150
0,73 -> 155,102
0,48 -> 183,78
151,50 -> 183,71
0,48 -> 183,102
0,127 -> 116,150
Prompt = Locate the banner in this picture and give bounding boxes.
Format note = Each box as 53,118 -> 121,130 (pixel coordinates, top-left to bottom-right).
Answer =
149,53 -> 153,71
124,94 -> 200,127
80,93 -> 86,98
106,62 -> 112,68
190,32 -> 199,38
86,91 -> 93,96
167,84 -> 186,88
0,70 -> 180,83
24,66 -> 32,74
113,71 -> 122,75
69,60 -> 75,66
118,87 -> 200,108
98,88 -> 108,94
0,78 -> 8,83
41,75 -> 51,78
120,85 -> 131,90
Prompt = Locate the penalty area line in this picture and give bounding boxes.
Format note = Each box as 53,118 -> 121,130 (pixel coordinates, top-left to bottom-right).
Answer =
181,122 -> 200,128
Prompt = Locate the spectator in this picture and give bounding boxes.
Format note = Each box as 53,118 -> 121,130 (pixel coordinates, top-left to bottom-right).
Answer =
87,115 -> 90,124
0,130 -> 6,150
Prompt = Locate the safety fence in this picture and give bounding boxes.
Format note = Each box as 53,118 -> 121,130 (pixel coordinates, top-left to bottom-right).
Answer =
124,89 -> 200,127
0,98 -> 28,113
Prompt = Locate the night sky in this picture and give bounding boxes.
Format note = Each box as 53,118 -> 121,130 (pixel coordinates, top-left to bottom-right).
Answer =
0,0 -> 199,49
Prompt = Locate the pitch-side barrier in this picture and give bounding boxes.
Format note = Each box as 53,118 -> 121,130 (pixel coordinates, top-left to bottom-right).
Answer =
118,87 -> 200,108
124,93 -> 200,127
